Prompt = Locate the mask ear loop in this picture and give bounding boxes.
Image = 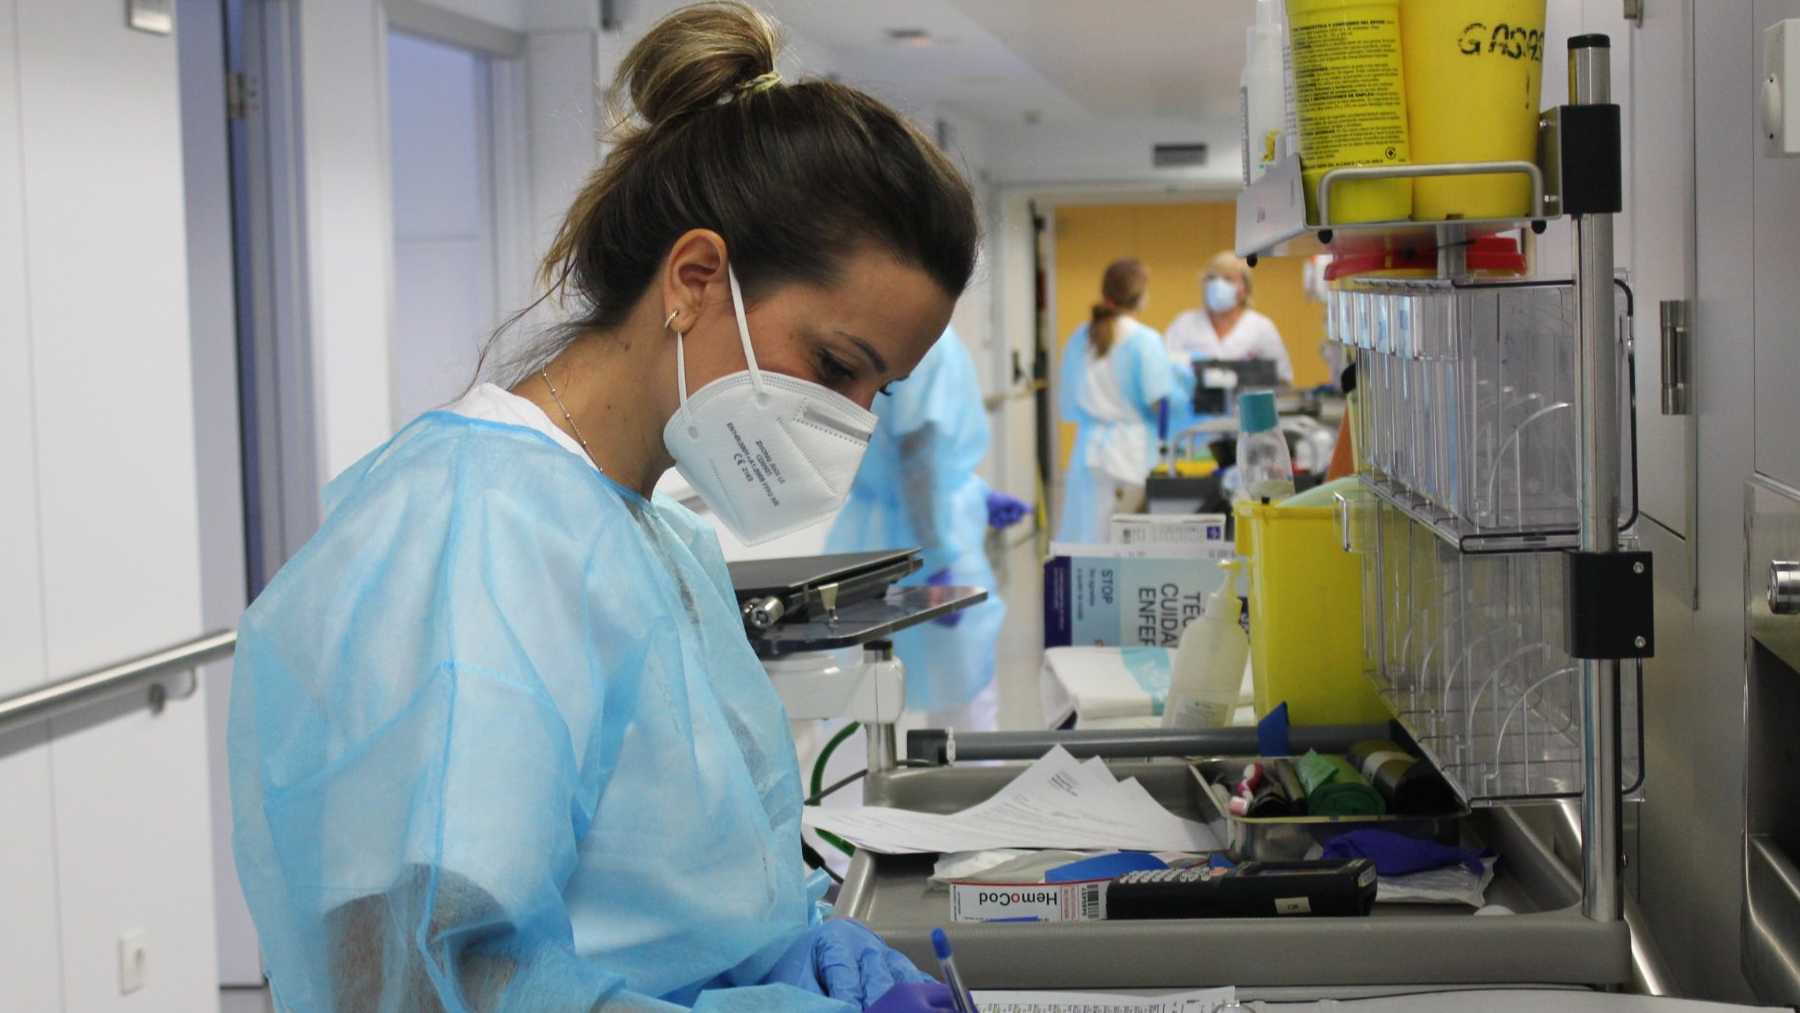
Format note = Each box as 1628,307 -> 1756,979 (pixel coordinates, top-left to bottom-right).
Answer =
725,265 -> 769,403
669,309 -> 701,439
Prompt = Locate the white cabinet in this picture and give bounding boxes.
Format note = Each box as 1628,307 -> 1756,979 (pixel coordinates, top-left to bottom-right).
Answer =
1621,0 -> 1698,580
1755,0 -> 1800,490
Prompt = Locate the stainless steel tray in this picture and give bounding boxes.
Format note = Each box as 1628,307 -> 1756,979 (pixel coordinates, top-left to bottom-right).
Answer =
835,761 -> 1631,990
1192,757 -> 1468,861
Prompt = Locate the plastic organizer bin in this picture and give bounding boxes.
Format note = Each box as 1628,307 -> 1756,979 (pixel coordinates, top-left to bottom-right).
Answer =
1345,494 -> 1642,804
1330,279 -> 1631,548
1190,756 -> 1465,862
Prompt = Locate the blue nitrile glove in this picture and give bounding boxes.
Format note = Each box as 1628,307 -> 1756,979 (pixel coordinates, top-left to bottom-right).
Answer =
868,981 -> 957,1012
764,920 -> 935,1008
1256,702 -> 1291,757
1320,829 -> 1488,877
986,490 -> 1029,530
926,568 -> 963,628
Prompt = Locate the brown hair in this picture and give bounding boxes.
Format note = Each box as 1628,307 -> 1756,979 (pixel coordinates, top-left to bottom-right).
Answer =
488,2 -> 978,380
1090,258 -> 1149,357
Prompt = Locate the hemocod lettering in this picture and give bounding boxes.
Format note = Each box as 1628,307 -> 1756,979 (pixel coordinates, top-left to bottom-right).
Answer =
977,890 -> 1060,907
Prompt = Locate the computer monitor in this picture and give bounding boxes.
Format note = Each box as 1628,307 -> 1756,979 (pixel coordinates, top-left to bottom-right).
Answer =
1191,358 -> 1280,415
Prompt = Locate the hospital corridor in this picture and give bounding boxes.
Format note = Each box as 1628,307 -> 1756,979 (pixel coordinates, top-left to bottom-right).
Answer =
4,1 -> 1800,1011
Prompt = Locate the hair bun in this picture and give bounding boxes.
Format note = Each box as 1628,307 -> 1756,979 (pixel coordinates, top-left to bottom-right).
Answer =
617,2 -> 782,127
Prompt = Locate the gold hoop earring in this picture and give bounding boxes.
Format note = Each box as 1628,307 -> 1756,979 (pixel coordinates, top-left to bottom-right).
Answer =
664,309 -> 679,331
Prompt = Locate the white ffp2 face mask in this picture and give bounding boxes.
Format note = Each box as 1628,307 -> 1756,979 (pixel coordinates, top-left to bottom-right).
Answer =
662,266 -> 878,546
1204,276 -> 1239,314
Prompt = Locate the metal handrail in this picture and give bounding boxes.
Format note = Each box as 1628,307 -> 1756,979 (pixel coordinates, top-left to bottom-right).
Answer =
0,630 -> 236,738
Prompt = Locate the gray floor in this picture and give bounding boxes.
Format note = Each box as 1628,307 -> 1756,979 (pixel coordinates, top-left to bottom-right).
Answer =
221,986 -> 274,1013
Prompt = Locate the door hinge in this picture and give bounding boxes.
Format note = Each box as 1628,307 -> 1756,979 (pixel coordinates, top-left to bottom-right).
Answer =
226,72 -> 258,120
1623,0 -> 1644,25
1659,299 -> 1692,415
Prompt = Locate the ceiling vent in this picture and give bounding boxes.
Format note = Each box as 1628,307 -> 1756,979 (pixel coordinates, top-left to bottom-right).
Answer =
1152,143 -> 1209,169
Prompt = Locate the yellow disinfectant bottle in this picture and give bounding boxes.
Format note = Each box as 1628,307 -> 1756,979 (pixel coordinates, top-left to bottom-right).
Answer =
1284,0 -> 1412,225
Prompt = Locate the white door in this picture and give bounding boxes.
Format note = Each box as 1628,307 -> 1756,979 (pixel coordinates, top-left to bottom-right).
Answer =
387,29 -> 501,426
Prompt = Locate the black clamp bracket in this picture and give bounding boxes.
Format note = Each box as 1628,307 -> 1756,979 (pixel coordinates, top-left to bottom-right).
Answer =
1539,103 -> 1623,217
1562,550 -> 1655,660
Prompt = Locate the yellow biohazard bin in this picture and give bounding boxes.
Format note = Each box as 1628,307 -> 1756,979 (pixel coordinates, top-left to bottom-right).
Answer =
1285,0 -> 1412,225
1235,498 -> 1391,727
1401,0 -> 1549,220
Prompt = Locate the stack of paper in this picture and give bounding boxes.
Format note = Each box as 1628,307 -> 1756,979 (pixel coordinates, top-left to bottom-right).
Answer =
801,747 -> 1221,855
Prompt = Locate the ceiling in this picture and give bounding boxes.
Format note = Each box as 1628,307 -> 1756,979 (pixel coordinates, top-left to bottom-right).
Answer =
758,0 -> 1253,128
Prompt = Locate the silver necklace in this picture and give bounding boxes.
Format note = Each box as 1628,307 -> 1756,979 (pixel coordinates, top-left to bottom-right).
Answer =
540,366 -> 594,461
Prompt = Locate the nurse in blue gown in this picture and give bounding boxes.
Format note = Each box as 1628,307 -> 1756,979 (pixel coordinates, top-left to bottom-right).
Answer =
227,5 -> 977,1011
824,330 -> 1013,729
1056,259 -> 1194,544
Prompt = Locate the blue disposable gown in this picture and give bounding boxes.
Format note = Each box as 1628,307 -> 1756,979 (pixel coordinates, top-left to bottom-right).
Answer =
1056,321 -> 1191,544
229,412 -> 851,1012
823,332 -> 1005,713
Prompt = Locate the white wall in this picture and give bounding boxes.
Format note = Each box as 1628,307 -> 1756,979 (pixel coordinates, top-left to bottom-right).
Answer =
0,1 -> 62,1008
0,2 -> 220,1010
525,8 -> 603,272
931,103 -> 1002,402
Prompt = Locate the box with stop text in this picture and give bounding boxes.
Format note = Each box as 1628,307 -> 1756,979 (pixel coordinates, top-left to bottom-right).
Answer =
1043,543 -> 1234,649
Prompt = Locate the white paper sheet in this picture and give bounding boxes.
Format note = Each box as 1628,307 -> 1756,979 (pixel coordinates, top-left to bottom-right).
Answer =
969,986 -> 1237,1013
802,747 -> 1222,855
1376,856 -> 1497,907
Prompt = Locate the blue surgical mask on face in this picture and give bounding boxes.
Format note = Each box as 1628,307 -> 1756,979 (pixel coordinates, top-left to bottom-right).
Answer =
1204,276 -> 1239,314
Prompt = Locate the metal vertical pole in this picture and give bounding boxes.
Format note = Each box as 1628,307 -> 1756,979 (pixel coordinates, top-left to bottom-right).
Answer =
865,641 -> 900,773
867,723 -> 898,774
1569,35 -> 1622,923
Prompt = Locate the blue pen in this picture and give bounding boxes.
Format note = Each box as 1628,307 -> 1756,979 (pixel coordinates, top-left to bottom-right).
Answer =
931,928 -> 978,1013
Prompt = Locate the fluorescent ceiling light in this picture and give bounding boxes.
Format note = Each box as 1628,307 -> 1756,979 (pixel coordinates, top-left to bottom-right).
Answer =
885,27 -> 934,47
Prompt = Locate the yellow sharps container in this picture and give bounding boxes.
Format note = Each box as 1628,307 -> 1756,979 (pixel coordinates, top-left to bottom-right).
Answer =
1235,498 -> 1392,726
1285,0 -> 1412,225
1401,0 -> 1548,219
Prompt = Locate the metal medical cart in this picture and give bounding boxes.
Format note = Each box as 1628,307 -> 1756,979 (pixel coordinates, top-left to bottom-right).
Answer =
834,36 -> 1657,995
